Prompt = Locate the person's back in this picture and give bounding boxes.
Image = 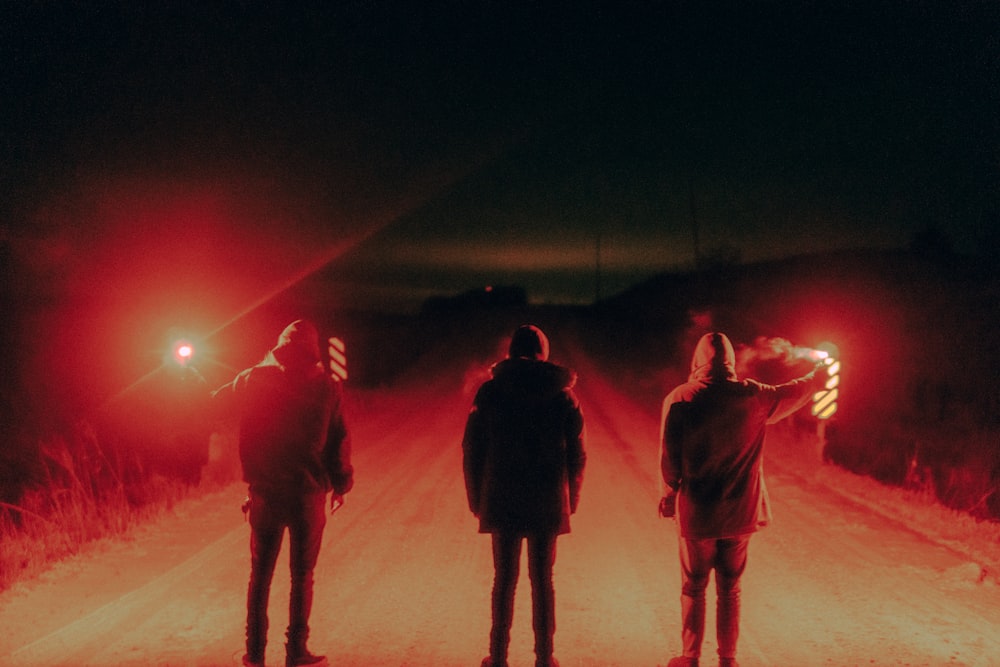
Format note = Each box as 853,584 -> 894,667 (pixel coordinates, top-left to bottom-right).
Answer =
660,332 -> 824,667
667,381 -> 769,538
470,355 -> 581,535
463,324 -> 586,667
662,333 -> 820,539
237,360 -> 337,494
214,319 -> 353,667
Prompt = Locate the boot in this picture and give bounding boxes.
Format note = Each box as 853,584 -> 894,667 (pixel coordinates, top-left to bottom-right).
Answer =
481,657 -> 509,667
241,655 -> 264,667
285,644 -> 327,667
666,658 -> 699,667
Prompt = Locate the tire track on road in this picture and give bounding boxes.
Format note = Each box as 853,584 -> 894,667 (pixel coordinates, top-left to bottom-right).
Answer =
6,523 -> 245,666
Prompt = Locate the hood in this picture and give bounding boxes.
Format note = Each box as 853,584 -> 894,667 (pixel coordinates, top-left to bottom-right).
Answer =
689,332 -> 738,383
269,319 -> 323,372
508,324 -> 550,361
490,357 -> 576,402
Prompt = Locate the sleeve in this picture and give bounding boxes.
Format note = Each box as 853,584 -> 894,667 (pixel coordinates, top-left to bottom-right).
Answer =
564,393 -> 586,514
660,398 -> 683,492
461,397 -> 486,516
210,368 -> 249,418
764,368 -> 826,424
184,369 -> 213,439
323,381 -> 354,495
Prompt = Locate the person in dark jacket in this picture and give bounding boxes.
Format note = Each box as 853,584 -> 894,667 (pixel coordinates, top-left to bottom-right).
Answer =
659,332 -> 826,667
463,324 -> 586,667
213,320 -> 354,667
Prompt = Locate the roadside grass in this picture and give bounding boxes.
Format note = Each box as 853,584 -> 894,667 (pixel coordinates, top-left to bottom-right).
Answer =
0,423 -> 234,593
768,424 -> 1000,585
0,478 -> 181,592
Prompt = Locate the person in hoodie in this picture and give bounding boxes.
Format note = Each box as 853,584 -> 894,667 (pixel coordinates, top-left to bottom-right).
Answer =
213,320 -> 353,667
659,332 -> 827,667
463,324 -> 586,667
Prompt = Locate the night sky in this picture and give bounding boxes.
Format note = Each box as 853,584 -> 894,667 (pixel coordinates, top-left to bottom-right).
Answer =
3,2 -> 998,312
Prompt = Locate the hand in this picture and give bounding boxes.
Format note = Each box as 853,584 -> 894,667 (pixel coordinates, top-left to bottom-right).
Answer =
658,491 -> 677,518
812,360 -> 832,386
330,493 -> 344,514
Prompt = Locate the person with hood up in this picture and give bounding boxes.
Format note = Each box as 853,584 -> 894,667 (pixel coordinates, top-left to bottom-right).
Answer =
213,320 -> 353,667
659,332 -> 827,667
463,324 -> 586,667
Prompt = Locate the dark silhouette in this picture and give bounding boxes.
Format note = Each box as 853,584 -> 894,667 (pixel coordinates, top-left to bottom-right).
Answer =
155,362 -> 211,486
659,332 -> 825,667
213,320 -> 353,667
463,324 -> 586,667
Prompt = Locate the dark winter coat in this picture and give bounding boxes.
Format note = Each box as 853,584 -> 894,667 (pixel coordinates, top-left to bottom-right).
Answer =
213,321 -> 353,496
660,332 -> 822,539
463,357 -> 586,535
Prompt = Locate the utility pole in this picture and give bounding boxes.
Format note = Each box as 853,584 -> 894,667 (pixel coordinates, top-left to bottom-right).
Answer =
594,228 -> 602,303
688,173 -> 701,268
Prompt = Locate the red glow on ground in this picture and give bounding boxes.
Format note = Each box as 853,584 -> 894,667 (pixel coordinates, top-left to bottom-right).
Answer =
3,338 -> 1000,666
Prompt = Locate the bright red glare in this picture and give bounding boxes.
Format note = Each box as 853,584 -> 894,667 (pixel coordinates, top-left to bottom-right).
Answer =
793,345 -> 830,362
815,341 -> 840,358
173,342 -> 194,365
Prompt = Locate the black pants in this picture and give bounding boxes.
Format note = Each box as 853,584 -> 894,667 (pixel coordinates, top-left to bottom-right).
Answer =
489,531 -> 558,662
246,490 -> 326,660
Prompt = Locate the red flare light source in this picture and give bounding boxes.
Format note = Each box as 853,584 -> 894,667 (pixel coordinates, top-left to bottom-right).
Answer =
171,340 -> 195,366
803,348 -> 829,362
793,341 -> 839,363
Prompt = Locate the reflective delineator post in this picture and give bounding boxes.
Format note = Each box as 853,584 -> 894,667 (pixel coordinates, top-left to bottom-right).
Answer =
812,356 -> 839,462
812,356 -> 840,420
328,336 -> 347,382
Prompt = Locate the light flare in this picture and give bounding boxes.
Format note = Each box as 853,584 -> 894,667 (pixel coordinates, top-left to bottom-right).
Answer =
202,146 -> 507,343
172,341 -> 194,366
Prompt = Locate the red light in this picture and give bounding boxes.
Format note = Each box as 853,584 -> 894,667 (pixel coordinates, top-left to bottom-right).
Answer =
793,344 -> 833,362
804,348 -> 829,362
172,341 -> 195,366
815,341 -> 840,358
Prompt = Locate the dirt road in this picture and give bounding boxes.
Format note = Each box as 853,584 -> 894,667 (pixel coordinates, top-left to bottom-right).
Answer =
2,356 -> 999,666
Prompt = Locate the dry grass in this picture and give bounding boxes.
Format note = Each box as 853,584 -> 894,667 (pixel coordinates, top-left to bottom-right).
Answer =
0,423 -> 191,592
769,424 -> 1000,584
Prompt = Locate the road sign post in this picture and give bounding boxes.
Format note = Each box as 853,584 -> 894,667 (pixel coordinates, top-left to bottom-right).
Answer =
812,356 -> 839,461
328,336 -> 347,382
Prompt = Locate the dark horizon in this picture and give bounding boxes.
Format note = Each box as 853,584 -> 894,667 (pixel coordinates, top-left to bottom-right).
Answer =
2,2 -> 998,438
4,2 -> 999,311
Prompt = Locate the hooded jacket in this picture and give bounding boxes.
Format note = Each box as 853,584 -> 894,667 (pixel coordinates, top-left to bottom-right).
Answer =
213,320 -> 354,496
660,332 -> 821,539
463,330 -> 586,535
